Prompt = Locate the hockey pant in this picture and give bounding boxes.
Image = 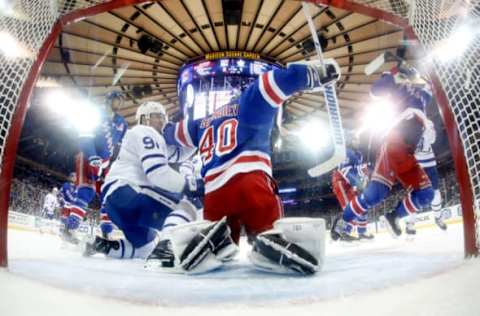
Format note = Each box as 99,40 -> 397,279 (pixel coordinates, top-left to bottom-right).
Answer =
343,131 -> 434,225
102,184 -> 196,259
203,171 -> 283,244
331,170 -> 368,234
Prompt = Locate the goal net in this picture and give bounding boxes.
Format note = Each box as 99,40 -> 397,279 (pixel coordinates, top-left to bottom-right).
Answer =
0,0 -> 478,266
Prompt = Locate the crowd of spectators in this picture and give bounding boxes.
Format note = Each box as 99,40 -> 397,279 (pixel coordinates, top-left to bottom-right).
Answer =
9,164 -> 63,216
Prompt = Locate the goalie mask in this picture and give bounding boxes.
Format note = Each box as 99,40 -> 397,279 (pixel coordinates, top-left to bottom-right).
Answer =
136,101 -> 168,132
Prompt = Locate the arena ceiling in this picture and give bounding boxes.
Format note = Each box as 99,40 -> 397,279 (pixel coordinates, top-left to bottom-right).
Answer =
40,0 -> 408,133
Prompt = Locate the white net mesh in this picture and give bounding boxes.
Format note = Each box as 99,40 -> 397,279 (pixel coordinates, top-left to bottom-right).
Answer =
0,0 -> 106,174
0,0 -> 478,254
354,0 -> 480,253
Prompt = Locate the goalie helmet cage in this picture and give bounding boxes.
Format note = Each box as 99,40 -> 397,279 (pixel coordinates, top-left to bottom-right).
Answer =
0,0 -> 478,267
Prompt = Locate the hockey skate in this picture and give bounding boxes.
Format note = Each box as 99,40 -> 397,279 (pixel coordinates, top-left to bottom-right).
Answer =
330,215 -> 343,241
62,229 -> 81,245
380,212 -> 402,238
358,232 -> 375,240
144,239 -> 183,272
405,221 -> 417,236
83,236 -> 119,257
435,216 -> 447,231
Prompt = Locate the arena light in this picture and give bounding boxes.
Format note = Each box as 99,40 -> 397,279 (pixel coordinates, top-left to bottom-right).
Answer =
359,98 -> 396,134
279,188 -> 297,194
431,23 -> 475,63
297,120 -> 331,152
0,31 -> 32,59
44,89 -> 101,135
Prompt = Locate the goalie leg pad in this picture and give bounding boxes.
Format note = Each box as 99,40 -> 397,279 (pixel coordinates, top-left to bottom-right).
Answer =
166,217 -> 229,273
253,231 -> 319,276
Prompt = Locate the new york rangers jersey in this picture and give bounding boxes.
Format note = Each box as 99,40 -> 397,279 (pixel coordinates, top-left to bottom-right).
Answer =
102,125 -> 186,200
164,64 -> 317,194
60,182 -> 76,207
337,148 -> 366,187
371,72 -> 433,114
80,112 -> 128,163
371,72 -> 433,146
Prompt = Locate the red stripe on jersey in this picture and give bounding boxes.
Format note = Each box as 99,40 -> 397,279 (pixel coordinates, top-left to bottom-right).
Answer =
205,155 -> 272,184
404,194 -> 417,214
351,197 -> 366,217
261,73 -> 283,106
70,206 -> 86,219
100,213 -> 109,221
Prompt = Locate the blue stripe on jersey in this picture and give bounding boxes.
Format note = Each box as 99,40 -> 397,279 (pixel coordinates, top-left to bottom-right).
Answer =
417,158 -> 436,164
168,147 -> 179,161
167,212 -> 190,223
145,163 -> 166,174
139,185 -> 182,204
141,153 -> 166,162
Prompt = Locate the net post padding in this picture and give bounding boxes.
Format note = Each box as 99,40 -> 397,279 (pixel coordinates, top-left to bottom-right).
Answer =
0,0 -> 148,267
309,0 -> 478,256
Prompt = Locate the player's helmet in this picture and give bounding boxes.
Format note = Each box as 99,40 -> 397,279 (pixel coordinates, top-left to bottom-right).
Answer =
136,101 -> 168,125
105,91 -> 124,110
68,172 -> 76,183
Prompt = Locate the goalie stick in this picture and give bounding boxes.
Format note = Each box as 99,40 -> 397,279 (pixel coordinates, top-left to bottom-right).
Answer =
302,2 -> 346,177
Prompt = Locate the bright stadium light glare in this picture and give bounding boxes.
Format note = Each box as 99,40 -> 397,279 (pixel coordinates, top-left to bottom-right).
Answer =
72,100 -> 101,136
44,89 -> 101,135
431,24 -> 475,62
0,31 -> 32,59
360,98 -> 396,134
297,120 -> 330,152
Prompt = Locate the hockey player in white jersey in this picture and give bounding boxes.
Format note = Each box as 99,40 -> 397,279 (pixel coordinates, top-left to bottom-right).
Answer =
84,101 -> 202,262
406,119 -> 447,234
42,187 -> 59,220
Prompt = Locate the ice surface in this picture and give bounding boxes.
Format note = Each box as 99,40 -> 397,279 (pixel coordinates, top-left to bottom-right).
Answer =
1,223 -> 480,315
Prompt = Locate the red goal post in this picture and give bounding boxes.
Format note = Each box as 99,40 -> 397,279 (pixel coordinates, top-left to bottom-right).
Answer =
0,0 -> 478,267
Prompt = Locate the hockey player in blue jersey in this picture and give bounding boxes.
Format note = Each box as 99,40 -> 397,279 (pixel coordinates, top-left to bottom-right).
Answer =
160,60 -> 341,275
331,139 -> 373,241
84,101 -> 205,265
59,172 -> 77,231
64,91 -> 128,244
333,64 -> 435,239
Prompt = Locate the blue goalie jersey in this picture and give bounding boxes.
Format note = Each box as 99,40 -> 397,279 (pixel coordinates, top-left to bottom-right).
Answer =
164,64 -> 316,193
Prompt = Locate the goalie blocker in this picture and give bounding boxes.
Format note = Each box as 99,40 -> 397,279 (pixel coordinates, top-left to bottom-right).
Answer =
159,217 -> 326,275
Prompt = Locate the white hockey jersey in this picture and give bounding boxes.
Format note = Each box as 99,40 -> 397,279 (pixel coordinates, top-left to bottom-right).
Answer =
43,193 -> 58,214
415,120 -> 437,168
102,125 -> 186,200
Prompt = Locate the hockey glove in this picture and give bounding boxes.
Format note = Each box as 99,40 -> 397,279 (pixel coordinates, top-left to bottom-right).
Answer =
184,175 -> 205,198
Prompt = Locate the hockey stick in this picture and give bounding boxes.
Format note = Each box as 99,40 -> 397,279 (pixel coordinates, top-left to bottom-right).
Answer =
302,2 -> 346,177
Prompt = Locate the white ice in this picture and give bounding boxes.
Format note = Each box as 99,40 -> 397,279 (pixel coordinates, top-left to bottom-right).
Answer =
1,223 -> 480,316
